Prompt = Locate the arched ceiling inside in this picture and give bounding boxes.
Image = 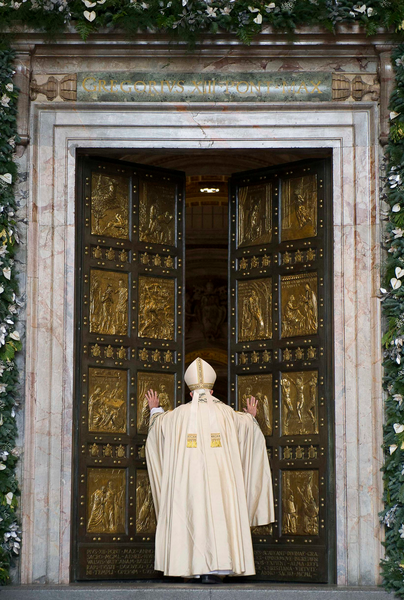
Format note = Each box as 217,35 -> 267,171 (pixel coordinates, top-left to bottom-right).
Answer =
82,148 -> 331,176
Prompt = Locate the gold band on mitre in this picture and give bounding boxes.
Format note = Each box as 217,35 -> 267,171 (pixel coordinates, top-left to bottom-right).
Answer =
188,382 -> 214,391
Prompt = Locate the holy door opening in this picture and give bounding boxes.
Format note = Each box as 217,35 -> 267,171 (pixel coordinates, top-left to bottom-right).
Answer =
72,148 -> 334,584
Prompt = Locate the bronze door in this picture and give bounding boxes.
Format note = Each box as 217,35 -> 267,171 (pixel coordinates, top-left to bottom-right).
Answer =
228,158 -> 334,583
73,156 -> 185,580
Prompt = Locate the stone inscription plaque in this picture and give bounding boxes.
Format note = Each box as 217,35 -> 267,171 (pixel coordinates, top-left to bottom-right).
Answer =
80,546 -> 155,579
253,549 -> 325,582
78,72 -> 332,103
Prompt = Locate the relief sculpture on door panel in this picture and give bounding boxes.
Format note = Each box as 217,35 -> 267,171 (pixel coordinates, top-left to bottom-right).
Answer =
281,273 -> 318,338
282,470 -> 319,536
281,370 -> 318,435
91,173 -> 129,239
87,468 -> 126,534
138,277 -> 175,340
238,278 -> 272,342
136,470 -> 157,534
139,180 -> 176,245
137,372 -> 175,434
281,174 -> 317,241
238,374 -> 272,436
88,368 -> 127,434
238,183 -> 272,247
89,270 -> 129,336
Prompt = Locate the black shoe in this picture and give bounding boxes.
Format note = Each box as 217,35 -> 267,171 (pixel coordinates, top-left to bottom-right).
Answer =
200,574 -> 222,584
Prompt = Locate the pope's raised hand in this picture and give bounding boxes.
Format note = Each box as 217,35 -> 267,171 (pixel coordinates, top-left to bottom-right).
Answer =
243,395 -> 258,418
145,389 -> 159,410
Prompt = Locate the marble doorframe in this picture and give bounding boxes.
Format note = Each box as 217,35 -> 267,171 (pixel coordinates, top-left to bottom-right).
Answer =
22,102 -> 382,586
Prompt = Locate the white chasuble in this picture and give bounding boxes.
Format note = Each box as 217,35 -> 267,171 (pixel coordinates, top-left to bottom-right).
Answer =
145,393 -> 275,577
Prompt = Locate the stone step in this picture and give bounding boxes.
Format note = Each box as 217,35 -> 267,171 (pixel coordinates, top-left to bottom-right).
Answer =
0,584 -> 393,600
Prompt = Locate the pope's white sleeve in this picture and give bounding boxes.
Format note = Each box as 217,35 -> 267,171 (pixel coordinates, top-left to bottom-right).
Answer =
150,406 -> 164,417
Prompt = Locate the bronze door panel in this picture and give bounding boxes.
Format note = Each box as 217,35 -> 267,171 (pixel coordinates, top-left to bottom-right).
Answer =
138,276 -> 175,340
136,371 -> 175,434
87,468 -> 127,534
281,370 -> 318,436
281,174 -> 317,241
238,374 -> 273,436
281,470 -> 319,537
90,172 -> 130,239
238,182 -> 272,247
139,179 -> 176,246
73,156 -> 185,581
281,273 -> 318,338
237,278 -> 272,342
229,158 -> 333,583
89,270 -> 129,336
88,367 -> 127,434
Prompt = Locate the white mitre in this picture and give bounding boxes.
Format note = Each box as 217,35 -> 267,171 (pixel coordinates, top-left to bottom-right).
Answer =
184,357 -> 216,391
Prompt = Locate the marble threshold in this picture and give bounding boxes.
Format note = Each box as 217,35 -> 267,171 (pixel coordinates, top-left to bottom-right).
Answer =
0,583 -> 394,600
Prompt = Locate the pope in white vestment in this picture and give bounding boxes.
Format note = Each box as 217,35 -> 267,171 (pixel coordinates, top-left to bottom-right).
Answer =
145,357 -> 275,579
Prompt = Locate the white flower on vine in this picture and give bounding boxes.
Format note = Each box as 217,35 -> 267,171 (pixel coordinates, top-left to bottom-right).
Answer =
394,394 -> 403,406
5,83 -> 13,92
253,12 -> 262,23
9,331 -> 20,341
206,6 -> 217,16
392,229 -> 404,238
390,112 -> 400,120
389,173 -> 402,188
354,4 -> 366,13
0,464 -> 6,471
399,524 -> 404,539
390,444 -> 398,454
3,267 -> 11,280
1,95 -> 10,107
396,57 -> 404,66
83,9 -> 96,19
394,423 -> 404,434
182,0 -> 188,5
390,277 -> 402,290
367,7 -> 373,16
266,2 -> 276,9
220,5 -> 232,14
0,173 -> 12,184
83,0 -> 96,6
392,203 -> 401,212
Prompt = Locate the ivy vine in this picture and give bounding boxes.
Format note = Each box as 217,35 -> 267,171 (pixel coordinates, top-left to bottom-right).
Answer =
0,0 -> 403,44
0,46 -> 22,585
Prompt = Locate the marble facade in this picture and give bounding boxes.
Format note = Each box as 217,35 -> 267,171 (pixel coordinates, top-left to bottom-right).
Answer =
10,29 -> 390,587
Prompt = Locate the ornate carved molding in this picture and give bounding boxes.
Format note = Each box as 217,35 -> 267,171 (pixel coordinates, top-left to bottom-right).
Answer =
332,73 -> 379,102
30,74 -> 77,102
